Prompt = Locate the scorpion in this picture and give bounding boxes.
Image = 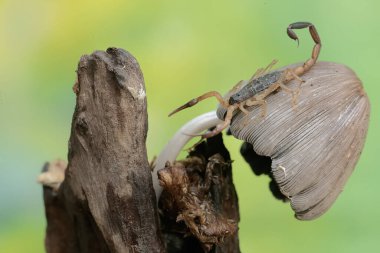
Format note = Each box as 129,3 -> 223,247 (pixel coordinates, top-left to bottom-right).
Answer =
169,22 -> 321,138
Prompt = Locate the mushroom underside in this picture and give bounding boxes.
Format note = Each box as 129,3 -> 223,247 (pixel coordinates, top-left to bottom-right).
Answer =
217,61 -> 370,220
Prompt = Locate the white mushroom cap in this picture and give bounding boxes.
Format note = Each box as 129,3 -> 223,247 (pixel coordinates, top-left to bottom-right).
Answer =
217,61 -> 370,220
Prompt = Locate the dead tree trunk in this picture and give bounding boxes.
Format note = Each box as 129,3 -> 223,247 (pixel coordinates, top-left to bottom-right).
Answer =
39,48 -> 240,253
41,48 -> 164,253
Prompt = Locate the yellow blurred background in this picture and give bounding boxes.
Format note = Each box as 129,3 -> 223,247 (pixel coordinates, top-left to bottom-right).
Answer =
0,0 -> 379,252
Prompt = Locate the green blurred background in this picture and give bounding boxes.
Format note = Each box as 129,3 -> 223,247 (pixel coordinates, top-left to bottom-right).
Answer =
0,0 -> 378,252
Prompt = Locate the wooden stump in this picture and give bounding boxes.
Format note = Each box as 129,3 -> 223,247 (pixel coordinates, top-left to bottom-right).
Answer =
41,48 -> 164,253
39,48 -> 240,253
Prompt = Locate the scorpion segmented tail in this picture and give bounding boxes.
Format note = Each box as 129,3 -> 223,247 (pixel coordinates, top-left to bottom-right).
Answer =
286,22 -> 321,81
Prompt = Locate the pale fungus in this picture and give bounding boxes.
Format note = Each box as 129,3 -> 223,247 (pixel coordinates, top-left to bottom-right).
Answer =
217,61 -> 370,220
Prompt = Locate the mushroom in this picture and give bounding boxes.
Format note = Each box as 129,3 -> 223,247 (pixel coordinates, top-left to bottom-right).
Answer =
154,61 -> 370,220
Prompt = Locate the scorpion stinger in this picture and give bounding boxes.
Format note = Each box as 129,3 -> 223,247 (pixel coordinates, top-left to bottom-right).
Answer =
286,22 -> 322,80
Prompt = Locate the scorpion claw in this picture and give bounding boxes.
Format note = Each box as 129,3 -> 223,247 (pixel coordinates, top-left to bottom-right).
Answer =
168,99 -> 198,117
169,91 -> 228,117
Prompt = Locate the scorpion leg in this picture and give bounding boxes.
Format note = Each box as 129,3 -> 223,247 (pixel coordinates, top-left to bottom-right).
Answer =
262,59 -> 278,75
230,59 -> 278,96
286,22 -> 321,80
200,104 -> 238,138
169,91 -> 229,116
281,69 -> 304,106
238,104 -> 251,126
249,59 -> 278,82
231,80 -> 246,93
280,83 -> 301,107
239,104 -> 250,115
249,68 -> 264,82
245,98 -> 268,117
288,69 -> 304,83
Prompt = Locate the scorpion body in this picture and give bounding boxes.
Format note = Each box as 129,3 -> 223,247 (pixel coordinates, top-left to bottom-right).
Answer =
169,22 -> 322,138
229,70 -> 283,105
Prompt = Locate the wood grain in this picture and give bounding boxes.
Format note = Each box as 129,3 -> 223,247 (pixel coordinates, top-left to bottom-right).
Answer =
43,48 -> 164,253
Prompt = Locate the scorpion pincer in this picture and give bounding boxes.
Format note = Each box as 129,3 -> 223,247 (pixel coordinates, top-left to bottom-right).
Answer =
169,22 -> 321,138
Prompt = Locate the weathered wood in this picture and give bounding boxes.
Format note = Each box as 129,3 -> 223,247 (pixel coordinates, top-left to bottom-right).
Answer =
43,48 -> 164,253
158,134 -> 240,253
40,48 -> 242,253
41,161 -> 77,253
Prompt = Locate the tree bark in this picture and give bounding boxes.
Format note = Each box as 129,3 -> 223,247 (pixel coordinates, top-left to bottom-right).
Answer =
42,48 -> 164,253
39,48 -> 240,253
158,134 -> 240,253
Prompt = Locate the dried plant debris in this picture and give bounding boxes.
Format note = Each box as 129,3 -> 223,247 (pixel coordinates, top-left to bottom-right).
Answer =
218,61 -> 370,220
37,159 -> 67,191
158,136 -> 239,252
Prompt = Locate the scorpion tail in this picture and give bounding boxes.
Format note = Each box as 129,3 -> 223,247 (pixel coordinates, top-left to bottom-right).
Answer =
286,22 -> 322,79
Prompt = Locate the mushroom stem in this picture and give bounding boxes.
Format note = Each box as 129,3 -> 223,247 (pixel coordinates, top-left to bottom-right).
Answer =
152,111 -> 222,200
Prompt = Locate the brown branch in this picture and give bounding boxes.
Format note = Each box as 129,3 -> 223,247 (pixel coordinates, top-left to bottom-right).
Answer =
40,48 -> 164,253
